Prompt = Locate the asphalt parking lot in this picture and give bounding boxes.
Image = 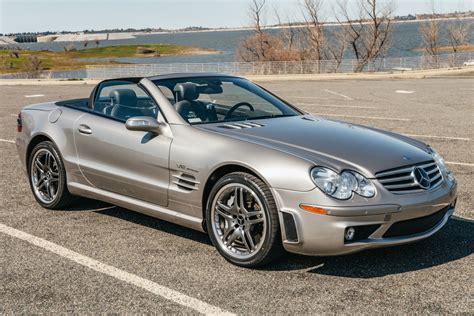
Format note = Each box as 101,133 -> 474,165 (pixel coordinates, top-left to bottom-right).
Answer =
1,76 -> 473,313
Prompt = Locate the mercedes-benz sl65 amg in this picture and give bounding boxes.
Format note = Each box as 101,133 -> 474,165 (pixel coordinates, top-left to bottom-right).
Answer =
16,74 -> 457,267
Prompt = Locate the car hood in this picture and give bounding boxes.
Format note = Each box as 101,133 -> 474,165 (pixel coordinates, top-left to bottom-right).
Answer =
198,115 -> 432,177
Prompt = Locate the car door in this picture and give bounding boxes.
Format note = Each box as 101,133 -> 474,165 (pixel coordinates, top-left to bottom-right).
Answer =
73,79 -> 171,207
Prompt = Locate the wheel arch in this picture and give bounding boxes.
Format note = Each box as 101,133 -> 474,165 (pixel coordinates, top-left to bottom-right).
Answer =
201,163 -> 272,231
26,134 -> 55,172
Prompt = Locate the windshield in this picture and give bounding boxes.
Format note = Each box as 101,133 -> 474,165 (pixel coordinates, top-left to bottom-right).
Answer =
153,76 -> 302,124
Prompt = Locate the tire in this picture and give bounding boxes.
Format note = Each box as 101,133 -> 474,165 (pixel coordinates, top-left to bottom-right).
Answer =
28,141 -> 75,209
206,172 -> 283,267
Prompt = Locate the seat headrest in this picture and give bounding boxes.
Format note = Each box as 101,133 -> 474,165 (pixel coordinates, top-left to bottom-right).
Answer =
174,83 -> 199,101
109,89 -> 137,107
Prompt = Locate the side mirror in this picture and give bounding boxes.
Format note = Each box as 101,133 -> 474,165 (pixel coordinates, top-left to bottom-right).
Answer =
125,117 -> 160,133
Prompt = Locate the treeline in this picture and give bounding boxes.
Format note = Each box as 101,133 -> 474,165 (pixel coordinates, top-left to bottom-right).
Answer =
3,26 -> 212,37
237,0 -> 472,71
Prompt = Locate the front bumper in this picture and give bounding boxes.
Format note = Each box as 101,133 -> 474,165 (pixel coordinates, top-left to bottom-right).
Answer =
272,179 -> 457,256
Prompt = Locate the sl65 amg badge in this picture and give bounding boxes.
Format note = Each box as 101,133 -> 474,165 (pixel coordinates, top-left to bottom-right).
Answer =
177,163 -> 198,173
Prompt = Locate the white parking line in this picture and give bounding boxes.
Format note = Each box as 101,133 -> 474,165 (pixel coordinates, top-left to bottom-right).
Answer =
299,103 -> 377,109
403,134 -> 471,141
312,113 -> 410,121
0,223 -> 234,315
446,161 -> 474,167
0,139 -> 15,144
25,94 -> 45,98
396,90 -> 415,94
324,89 -> 354,100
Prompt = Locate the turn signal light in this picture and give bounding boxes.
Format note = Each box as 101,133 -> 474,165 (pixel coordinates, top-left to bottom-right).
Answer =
299,204 -> 327,215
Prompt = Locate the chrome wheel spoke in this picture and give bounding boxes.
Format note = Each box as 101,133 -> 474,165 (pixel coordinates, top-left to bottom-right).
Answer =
216,202 -> 234,219
45,182 -> 52,198
37,177 -> 46,190
234,187 -> 242,212
226,229 -> 240,246
222,225 -> 234,241
245,210 -> 263,217
45,152 -> 52,169
35,160 -> 45,172
247,217 -> 264,225
242,228 -> 255,252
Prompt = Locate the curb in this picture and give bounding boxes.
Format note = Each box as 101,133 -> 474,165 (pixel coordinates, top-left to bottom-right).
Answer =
0,68 -> 472,85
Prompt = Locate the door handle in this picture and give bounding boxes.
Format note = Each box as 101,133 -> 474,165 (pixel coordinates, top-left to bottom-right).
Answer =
78,124 -> 92,135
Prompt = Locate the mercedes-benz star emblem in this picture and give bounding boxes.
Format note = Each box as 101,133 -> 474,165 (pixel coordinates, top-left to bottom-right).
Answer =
412,167 -> 431,189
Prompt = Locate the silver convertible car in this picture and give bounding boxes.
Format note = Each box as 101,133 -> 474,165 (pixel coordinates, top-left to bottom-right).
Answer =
16,73 -> 457,267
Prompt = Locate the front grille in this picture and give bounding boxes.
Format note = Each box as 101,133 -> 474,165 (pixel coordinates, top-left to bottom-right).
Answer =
376,160 -> 443,193
383,206 -> 450,238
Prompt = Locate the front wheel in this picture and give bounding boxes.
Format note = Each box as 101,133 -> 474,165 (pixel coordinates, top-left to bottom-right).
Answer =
28,141 -> 74,209
206,172 -> 283,267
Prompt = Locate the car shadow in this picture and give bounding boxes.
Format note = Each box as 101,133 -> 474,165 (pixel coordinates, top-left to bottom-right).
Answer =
68,199 -> 472,277
265,217 -> 473,278
94,205 -> 212,246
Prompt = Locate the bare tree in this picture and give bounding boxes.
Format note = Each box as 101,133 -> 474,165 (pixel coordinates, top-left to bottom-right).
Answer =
419,1 -> 440,63
273,8 -> 303,61
447,19 -> 470,55
335,0 -> 394,72
24,55 -> 43,78
326,27 -> 349,72
250,0 -> 266,35
238,0 -> 289,62
301,0 -> 327,63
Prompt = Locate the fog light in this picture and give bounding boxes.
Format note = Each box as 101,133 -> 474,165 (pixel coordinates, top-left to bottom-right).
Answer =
345,227 -> 355,241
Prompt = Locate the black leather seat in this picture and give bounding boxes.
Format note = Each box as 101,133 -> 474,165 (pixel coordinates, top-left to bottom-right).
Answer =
109,89 -> 144,120
173,83 -> 217,122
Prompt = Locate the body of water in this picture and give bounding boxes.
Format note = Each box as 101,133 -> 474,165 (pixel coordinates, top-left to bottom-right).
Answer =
11,21 -> 474,65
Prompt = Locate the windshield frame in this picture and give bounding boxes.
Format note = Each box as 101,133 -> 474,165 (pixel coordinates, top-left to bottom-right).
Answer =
151,76 -> 304,125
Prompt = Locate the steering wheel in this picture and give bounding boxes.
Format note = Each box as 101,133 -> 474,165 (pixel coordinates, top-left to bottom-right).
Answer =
224,102 -> 255,120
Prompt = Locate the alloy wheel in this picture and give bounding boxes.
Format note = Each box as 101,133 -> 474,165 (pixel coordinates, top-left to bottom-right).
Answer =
30,148 -> 60,204
211,183 -> 267,260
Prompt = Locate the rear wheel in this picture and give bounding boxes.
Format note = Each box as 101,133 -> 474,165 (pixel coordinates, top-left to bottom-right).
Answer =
28,141 -> 74,209
206,172 -> 282,267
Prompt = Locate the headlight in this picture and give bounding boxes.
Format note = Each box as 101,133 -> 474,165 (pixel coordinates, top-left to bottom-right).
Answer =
311,167 -> 376,200
430,148 -> 455,182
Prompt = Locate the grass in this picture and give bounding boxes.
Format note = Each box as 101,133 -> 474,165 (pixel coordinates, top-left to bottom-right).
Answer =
0,44 -> 217,74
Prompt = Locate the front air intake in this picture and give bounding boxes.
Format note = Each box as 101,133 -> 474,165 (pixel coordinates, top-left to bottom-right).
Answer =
282,212 -> 298,243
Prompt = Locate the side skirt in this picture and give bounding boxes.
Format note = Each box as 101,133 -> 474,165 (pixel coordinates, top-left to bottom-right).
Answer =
68,182 -> 205,232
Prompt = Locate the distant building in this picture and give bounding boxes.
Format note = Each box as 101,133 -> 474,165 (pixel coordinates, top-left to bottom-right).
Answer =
14,34 -> 37,43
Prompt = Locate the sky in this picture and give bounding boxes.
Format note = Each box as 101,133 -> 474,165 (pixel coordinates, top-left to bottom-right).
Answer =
0,0 -> 473,34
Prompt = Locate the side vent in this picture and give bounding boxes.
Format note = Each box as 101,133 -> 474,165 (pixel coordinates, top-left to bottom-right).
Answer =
218,122 -> 265,130
172,173 -> 200,192
282,212 -> 299,243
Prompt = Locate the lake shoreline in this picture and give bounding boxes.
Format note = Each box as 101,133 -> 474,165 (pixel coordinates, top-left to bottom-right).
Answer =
0,44 -> 221,74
